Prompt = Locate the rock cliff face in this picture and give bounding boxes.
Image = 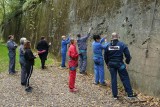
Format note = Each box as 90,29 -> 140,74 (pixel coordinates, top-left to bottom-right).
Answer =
2,0 -> 160,97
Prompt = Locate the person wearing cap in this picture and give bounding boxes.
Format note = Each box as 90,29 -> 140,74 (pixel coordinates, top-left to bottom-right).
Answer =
19,37 -> 27,86
104,32 -> 136,99
61,35 -> 70,68
24,41 -> 37,92
36,36 -> 51,69
92,34 -> 107,86
68,38 -> 79,92
7,35 -> 17,75
77,27 -> 92,75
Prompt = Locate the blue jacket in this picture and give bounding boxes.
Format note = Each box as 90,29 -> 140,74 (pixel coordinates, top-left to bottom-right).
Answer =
77,33 -> 91,51
92,38 -> 106,58
104,39 -> 131,65
61,37 -> 70,53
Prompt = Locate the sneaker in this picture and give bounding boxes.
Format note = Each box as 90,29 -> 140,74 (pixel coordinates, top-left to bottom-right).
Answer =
100,82 -> 107,86
128,93 -> 137,98
70,88 -> 78,92
113,96 -> 119,100
93,82 -> 99,85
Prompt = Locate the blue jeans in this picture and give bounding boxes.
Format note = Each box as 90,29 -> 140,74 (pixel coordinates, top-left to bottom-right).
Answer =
108,61 -> 133,97
94,58 -> 105,84
61,52 -> 66,67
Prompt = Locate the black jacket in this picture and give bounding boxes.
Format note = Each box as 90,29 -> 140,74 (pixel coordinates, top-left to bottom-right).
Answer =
36,40 -> 49,51
104,39 -> 131,65
24,49 -> 36,65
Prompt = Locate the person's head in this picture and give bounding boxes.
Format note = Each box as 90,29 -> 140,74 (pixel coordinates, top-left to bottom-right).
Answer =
111,32 -> 119,40
61,35 -> 66,40
20,37 -> 27,45
70,38 -> 76,45
24,40 -> 31,49
41,36 -> 45,40
8,35 -> 14,40
77,34 -> 81,38
93,35 -> 101,42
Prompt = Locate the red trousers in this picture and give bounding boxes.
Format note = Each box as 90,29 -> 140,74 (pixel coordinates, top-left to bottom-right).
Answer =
69,70 -> 76,89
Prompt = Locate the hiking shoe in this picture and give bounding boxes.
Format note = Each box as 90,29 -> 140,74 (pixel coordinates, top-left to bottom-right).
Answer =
70,88 -> 78,92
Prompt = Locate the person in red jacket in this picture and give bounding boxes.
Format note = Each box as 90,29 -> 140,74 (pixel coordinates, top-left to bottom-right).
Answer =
68,38 -> 79,92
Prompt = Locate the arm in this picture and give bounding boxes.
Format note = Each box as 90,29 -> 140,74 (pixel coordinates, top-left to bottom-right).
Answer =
65,37 -> 70,44
7,41 -> 17,50
100,38 -> 105,44
123,45 -> 132,64
104,47 -> 109,65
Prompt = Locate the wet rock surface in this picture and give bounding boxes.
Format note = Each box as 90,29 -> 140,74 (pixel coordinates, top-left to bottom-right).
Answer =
0,65 -> 159,107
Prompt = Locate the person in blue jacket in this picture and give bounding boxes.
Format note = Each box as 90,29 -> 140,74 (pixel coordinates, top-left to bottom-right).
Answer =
77,27 -> 92,74
92,34 -> 107,86
7,35 -> 17,75
61,35 -> 70,68
19,37 -> 27,86
104,32 -> 136,99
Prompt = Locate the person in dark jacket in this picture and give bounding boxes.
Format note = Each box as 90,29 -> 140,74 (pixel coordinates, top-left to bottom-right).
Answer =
104,32 -> 136,99
61,35 -> 70,68
19,37 -> 27,86
36,36 -> 51,69
24,41 -> 36,92
7,35 -> 17,75
77,27 -> 92,75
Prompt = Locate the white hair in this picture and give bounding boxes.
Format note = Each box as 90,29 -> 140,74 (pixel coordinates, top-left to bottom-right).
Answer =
20,37 -> 27,44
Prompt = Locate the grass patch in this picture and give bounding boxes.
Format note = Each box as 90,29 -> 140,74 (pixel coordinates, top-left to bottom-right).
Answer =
0,42 -> 54,73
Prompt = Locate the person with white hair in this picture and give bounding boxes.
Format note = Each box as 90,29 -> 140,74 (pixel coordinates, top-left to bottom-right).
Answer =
104,32 -> 136,99
19,37 -> 27,86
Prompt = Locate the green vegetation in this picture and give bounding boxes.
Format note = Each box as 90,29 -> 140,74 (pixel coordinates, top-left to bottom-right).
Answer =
0,42 -> 54,73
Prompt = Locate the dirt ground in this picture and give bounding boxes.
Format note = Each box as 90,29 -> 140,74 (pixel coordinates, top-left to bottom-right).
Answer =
0,65 -> 159,107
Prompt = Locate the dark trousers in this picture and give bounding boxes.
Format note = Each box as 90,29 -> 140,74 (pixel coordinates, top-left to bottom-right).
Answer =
20,57 -> 26,84
8,53 -> 16,73
79,52 -> 87,73
25,64 -> 33,87
108,62 -> 133,97
39,53 -> 47,69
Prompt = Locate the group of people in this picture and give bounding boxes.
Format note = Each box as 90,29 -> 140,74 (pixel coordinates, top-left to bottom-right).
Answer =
61,28 -> 136,99
6,29 -> 136,99
7,35 -> 50,92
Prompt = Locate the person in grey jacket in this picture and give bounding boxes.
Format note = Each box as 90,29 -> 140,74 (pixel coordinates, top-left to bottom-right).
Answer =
77,27 -> 92,75
7,35 -> 17,75
19,37 -> 27,85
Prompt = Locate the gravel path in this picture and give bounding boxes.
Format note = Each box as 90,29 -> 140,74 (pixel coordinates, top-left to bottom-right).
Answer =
0,65 -> 155,107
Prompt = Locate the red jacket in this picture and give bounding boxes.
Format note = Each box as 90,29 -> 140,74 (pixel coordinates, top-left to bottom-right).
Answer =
68,44 -> 79,68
